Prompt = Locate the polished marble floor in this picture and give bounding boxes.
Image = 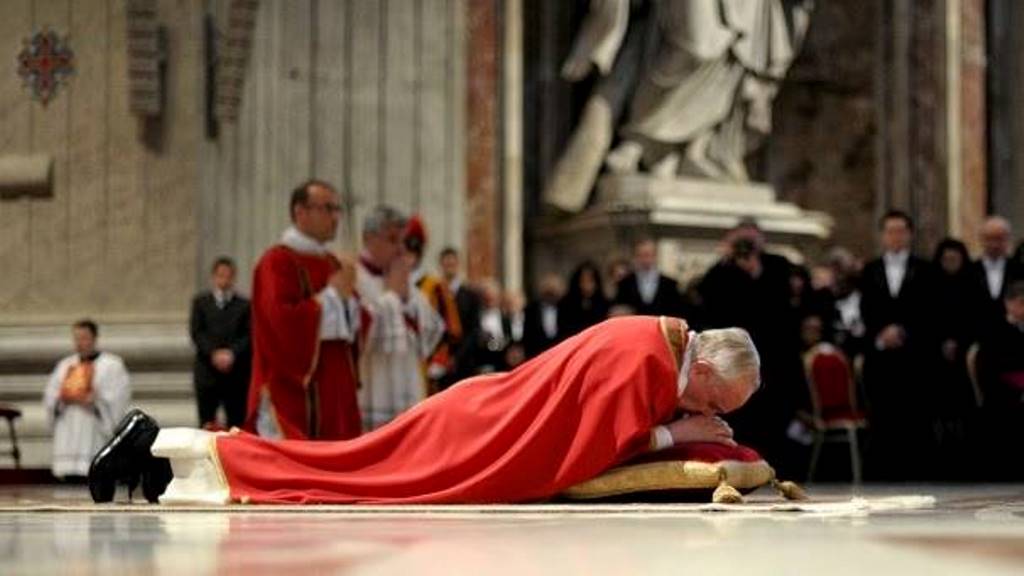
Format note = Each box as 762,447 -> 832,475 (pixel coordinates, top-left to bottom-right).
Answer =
1,484 -> 1023,575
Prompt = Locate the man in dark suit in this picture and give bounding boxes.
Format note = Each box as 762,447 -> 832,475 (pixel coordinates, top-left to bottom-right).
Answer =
697,220 -> 806,477
612,238 -> 685,316
189,257 -> 251,429
522,273 -> 566,359
859,210 -> 938,480
971,216 -> 1023,339
439,247 -> 481,385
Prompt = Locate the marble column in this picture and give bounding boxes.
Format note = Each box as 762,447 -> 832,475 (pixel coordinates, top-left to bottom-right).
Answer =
987,0 -> 1024,236
876,0 -> 941,252
876,0 -> 988,254
950,0 -> 987,249
466,0 -> 500,282
503,0 -> 524,293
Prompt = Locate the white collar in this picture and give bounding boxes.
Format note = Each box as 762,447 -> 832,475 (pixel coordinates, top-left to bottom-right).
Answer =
677,331 -> 696,398
982,255 -> 1006,268
883,250 -> 909,264
281,226 -> 328,255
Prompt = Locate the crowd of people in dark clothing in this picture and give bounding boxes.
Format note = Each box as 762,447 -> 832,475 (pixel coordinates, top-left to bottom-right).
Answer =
433,212 -> 1024,482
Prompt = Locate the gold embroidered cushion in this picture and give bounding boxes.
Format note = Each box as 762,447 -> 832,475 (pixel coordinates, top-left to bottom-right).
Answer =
562,442 -> 775,502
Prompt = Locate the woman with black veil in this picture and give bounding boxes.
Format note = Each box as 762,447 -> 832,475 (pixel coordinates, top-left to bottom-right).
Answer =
559,261 -> 611,338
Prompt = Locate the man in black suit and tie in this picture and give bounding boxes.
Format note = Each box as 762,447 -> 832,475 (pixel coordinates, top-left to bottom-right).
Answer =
971,216 -> 1023,339
189,257 -> 251,429
612,238 -> 684,317
859,210 -> 938,480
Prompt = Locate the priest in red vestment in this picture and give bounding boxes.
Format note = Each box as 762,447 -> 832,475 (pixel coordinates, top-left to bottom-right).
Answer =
245,180 -> 362,440
91,316 -> 760,505
88,313 -> 761,502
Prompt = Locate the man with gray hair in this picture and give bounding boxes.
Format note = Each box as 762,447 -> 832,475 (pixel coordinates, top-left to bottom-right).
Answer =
91,315 -> 761,504
356,205 -> 445,428
972,216 -> 1022,338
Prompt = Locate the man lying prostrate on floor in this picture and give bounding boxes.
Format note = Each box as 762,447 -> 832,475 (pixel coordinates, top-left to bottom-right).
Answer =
88,315 -> 761,505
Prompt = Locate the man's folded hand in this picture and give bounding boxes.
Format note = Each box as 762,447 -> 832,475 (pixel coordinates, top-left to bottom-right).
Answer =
666,414 -> 736,447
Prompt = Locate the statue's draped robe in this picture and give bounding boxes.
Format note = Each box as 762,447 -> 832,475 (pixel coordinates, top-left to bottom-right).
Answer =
544,0 -> 812,210
623,0 -> 811,179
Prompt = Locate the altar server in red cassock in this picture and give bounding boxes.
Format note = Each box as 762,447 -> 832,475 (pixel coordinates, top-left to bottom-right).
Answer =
98,315 -> 762,505
245,180 -> 362,441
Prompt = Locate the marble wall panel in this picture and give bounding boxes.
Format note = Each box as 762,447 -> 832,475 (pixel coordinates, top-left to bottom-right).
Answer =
0,0 -> 202,323
0,0 -> 34,311
198,0 -> 469,292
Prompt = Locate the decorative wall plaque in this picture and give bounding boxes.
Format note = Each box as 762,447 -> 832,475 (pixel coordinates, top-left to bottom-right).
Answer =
17,28 -> 75,106
215,0 -> 260,123
126,0 -> 165,116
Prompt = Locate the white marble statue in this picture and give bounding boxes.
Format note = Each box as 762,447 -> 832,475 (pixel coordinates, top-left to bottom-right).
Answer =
545,0 -> 813,212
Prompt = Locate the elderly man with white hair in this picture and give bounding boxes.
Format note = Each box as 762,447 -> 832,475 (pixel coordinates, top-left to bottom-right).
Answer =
89,315 -> 761,505
355,205 -> 445,429
972,216 -> 1023,337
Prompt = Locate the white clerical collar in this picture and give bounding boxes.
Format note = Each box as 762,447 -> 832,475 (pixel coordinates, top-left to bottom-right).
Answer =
677,331 -> 696,398
213,289 -> 233,306
448,278 -> 462,293
637,268 -> 659,281
281,226 -> 328,255
883,250 -> 909,265
982,255 -> 1006,269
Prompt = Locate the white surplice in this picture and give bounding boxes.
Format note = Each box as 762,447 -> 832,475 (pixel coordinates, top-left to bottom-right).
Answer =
356,261 -> 445,429
42,352 -> 131,477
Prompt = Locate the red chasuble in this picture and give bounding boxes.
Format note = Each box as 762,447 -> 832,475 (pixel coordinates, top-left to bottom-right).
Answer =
245,245 -> 362,440
220,316 -> 685,503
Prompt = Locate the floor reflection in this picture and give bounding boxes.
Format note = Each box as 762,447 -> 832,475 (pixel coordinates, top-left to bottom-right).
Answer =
1,486 -> 1023,575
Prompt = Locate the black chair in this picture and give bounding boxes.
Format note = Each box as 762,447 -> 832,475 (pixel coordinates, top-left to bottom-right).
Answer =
0,404 -> 22,469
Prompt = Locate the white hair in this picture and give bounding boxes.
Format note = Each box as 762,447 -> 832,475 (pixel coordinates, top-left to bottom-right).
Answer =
982,215 -> 1011,235
692,328 -> 761,388
362,205 -> 407,236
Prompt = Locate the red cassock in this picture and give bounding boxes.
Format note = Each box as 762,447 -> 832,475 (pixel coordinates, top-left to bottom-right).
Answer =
220,315 -> 685,503
245,245 -> 362,440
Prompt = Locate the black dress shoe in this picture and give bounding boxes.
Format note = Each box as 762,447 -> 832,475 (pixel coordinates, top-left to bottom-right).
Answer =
89,409 -> 170,504
142,455 -> 173,503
